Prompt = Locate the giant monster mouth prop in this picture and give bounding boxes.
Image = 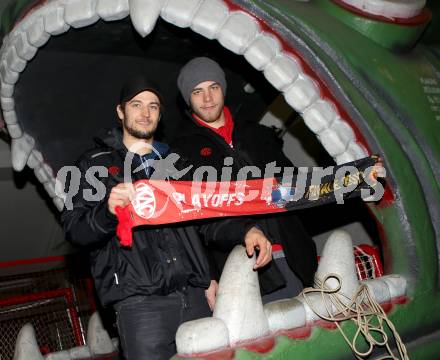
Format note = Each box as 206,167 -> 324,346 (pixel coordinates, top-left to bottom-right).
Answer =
1,0 -> 439,359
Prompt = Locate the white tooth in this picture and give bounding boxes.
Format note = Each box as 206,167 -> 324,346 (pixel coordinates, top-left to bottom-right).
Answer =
65,0 -> 100,28
44,351 -> 69,359
161,0 -> 203,28
348,142 -> 367,159
176,318 -> 229,355
3,110 -> 17,124
213,246 -> 269,345
44,4 -> 70,35
362,278 -> 390,304
381,275 -> 407,298
5,45 -> 27,73
330,118 -> 355,146
34,163 -> 53,184
340,0 -> 426,19
27,149 -> 43,169
53,197 -> 65,212
284,75 -> 320,112
191,0 -> 229,40
26,16 -> 50,47
335,151 -> 356,165
0,61 -> 19,85
318,128 -> 349,157
7,123 -> 23,141
1,82 -> 14,97
129,0 -> 165,37
44,179 -> 57,198
12,323 -> 44,360
13,32 -> 38,61
264,54 -> 300,91
68,346 -> 91,359
87,312 -> 116,355
11,133 -> 35,171
96,0 -> 129,21
297,292 -> 334,322
244,33 -> 280,71
217,12 -> 260,55
302,99 -> 338,134
264,298 -> 306,331
1,96 -> 15,111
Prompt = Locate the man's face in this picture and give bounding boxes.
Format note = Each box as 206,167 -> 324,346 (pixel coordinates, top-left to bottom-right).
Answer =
189,81 -> 224,124
117,90 -> 161,140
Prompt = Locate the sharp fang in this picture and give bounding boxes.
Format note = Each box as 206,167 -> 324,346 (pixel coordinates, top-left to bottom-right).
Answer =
284,75 -> 320,112
264,298 -> 307,332
129,0 -> 165,37
161,0 -> 203,28
302,99 -> 338,134
3,110 -> 17,125
0,60 -> 19,85
176,318 -> 229,355
64,0 -> 100,29
25,16 -> 50,48
244,33 -> 280,71
44,3 -> 70,36
1,82 -> 14,97
213,246 -> 269,345
12,32 -> 38,61
5,45 -> 26,73
96,0 -> 129,21
190,0 -> 229,40
264,54 -> 300,92
87,312 -> 116,355
13,323 -> 43,360
27,149 -> 43,169
11,133 -> 35,171
217,12 -> 260,55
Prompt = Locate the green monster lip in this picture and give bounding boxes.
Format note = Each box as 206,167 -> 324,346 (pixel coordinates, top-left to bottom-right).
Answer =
0,0 -> 439,359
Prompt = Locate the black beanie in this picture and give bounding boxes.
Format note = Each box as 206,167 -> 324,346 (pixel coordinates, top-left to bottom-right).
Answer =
177,57 -> 227,105
119,75 -> 164,105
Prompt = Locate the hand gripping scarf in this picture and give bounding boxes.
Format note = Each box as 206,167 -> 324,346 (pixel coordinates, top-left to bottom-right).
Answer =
116,156 -> 382,247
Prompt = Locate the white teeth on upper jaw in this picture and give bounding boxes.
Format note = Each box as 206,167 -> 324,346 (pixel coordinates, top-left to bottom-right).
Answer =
161,0 -> 203,29
244,33 -> 281,71
264,54 -> 301,92
13,323 -> 43,360
11,133 -> 35,171
129,0 -> 165,37
96,0 -> 129,22
64,0 -> 100,29
44,3 -> 70,36
0,0 -> 370,211
217,12 -> 260,55
190,0 -> 230,40
284,74 -> 320,112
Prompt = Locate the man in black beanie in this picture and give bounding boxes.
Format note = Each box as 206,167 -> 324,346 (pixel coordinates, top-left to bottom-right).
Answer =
173,57 -> 318,304
62,75 -> 273,360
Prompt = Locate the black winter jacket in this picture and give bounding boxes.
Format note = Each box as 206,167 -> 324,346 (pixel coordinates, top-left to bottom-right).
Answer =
171,112 -> 318,287
62,128 -> 255,306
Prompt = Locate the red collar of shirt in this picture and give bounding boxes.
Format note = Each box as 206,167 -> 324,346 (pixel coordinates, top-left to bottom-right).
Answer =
193,106 -> 234,146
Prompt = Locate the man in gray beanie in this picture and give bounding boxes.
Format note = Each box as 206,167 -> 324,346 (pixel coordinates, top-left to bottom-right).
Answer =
173,57 -> 318,306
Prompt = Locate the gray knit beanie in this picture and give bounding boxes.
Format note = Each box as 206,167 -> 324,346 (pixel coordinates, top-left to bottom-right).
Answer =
177,57 -> 227,105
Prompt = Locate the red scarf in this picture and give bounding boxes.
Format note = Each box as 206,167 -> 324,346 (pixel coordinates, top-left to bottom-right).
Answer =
193,106 -> 234,146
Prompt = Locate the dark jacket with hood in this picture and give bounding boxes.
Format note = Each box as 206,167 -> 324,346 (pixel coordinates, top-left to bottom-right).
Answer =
62,128 -> 255,307
171,111 -> 318,288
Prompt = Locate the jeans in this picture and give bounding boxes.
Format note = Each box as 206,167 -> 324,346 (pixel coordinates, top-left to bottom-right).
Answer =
114,286 -> 211,360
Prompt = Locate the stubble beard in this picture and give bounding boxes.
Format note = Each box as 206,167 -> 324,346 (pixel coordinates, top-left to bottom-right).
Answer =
123,121 -> 157,140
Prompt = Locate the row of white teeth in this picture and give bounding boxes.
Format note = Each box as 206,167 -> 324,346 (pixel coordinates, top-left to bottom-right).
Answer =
0,0 -> 369,211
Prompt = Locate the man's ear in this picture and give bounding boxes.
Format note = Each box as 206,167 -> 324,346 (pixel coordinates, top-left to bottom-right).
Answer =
116,104 -> 124,120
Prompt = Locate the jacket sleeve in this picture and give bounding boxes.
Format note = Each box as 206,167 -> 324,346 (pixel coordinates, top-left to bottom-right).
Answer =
61,156 -> 118,247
